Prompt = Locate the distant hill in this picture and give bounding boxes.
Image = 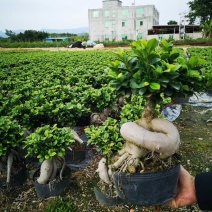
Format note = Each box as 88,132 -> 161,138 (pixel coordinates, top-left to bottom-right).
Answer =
0,27 -> 89,38
41,27 -> 89,34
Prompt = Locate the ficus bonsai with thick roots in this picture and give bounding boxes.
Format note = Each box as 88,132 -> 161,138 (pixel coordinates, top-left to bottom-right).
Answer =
95,38 -> 211,184
0,116 -> 25,187
24,124 -> 84,184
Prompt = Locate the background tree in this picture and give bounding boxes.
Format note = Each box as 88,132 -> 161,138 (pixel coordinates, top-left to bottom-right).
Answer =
167,20 -> 178,25
186,0 -> 212,24
4,29 -> 49,42
201,19 -> 212,38
5,29 -> 16,41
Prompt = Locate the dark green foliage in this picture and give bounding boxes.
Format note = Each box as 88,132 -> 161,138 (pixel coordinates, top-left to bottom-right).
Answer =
0,116 -> 25,156
24,124 -> 75,162
186,0 -> 212,24
105,38 -> 210,102
44,196 -> 76,212
167,20 -> 178,25
85,118 -> 123,158
5,29 -> 49,42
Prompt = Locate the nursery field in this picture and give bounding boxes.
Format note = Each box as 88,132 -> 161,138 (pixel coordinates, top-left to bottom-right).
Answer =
0,46 -> 212,212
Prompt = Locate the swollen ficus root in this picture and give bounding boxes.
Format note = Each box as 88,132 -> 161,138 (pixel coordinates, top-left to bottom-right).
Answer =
37,156 -> 65,184
97,158 -> 111,184
97,118 -> 180,184
120,118 -> 180,159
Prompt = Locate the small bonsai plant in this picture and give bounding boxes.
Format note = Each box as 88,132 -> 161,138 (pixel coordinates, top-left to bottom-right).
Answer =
0,116 -> 25,187
89,38 -> 211,205
24,124 -> 82,184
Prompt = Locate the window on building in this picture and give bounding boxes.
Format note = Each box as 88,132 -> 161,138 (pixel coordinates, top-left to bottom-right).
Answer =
137,33 -> 142,40
137,8 -> 143,15
122,34 -> 128,40
158,34 -> 163,41
105,11 -> 109,17
112,31 -> 116,41
137,20 -> 143,26
112,10 -> 116,18
122,9 -> 128,16
105,34 -> 110,41
105,21 -> 110,28
93,11 -> 99,18
122,20 -> 128,27
112,20 -> 116,28
169,34 -> 174,40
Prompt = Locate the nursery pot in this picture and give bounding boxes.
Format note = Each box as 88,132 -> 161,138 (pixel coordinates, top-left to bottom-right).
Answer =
113,163 -> 180,206
65,141 -> 87,164
33,167 -> 71,199
65,149 -> 86,164
0,161 -> 28,190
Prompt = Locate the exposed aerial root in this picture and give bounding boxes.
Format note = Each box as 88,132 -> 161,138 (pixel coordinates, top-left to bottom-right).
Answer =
97,118 -> 180,183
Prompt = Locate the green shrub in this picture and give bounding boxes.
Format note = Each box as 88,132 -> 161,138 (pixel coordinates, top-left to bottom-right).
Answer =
24,124 -> 76,162
85,118 -> 123,158
0,116 -> 25,156
44,196 -> 76,212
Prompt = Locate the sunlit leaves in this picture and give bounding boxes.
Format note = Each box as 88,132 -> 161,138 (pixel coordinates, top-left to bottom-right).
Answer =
24,125 -> 75,162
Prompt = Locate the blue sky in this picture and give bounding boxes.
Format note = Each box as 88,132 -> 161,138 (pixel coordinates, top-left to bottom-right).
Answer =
0,0 -> 190,31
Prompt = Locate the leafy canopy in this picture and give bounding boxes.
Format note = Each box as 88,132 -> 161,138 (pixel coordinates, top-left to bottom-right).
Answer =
24,124 -> 76,162
186,0 -> 212,24
105,38 -> 210,102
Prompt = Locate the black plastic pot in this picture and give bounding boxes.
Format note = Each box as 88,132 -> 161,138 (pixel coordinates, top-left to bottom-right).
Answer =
33,167 -> 71,199
0,161 -> 28,190
113,164 -> 180,206
65,150 -> 87,164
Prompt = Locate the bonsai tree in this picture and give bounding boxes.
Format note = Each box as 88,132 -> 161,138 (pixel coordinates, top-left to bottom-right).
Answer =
24,124 -> 83,184
94,38 -> 211,184
0,116 -> 25,187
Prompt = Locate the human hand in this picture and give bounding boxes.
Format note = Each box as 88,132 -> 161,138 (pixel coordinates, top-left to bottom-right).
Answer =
166,165 -> 197,208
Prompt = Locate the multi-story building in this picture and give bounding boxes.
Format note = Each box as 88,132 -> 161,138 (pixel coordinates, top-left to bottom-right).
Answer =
88,0 -> 159,41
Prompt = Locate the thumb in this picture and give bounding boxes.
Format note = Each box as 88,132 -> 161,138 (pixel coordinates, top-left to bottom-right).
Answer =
166,199 -> 178,209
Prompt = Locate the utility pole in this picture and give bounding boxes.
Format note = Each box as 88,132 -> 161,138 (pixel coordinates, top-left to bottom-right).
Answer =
132,0 -> 136,40
179,11 -> 187,40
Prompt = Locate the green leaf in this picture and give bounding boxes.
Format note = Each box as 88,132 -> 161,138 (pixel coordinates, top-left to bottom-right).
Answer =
150,82 -> 160,90
144,82 -> 149,86
169,52 -> 180,61
49,151 -> 56,157
182,85 -> 190,91
146,38 -> 158,53
108,70 -> 118,78
169,82 -> 180,90
117,73 -> 123,79
130,81 -> 145,89
138,88 -> 147,95
189,56 -> 198,68
133,71 -> 140,78
159,78 -> 169,83
189,70 -> 200,77
44,130 -> 49,137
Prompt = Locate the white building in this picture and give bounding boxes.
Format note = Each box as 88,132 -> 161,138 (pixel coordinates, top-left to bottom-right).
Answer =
88,0 -> 159,41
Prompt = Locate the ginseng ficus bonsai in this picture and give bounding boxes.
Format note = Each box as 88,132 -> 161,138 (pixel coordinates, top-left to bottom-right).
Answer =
0,116 -> 25,187
24,124 -> 83,184
95,38 -> 211,185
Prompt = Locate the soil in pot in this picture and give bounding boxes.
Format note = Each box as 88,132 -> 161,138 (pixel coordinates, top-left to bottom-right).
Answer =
33,166 -> 71,199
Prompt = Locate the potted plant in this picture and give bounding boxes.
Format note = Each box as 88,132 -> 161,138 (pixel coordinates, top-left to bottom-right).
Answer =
24,124 -> 83,198
0,116 -> 26,190
86,38 -> 211,206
